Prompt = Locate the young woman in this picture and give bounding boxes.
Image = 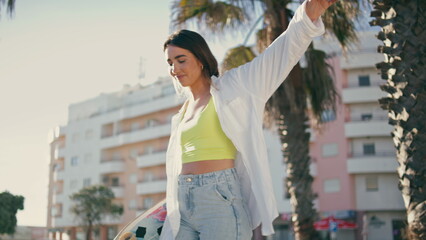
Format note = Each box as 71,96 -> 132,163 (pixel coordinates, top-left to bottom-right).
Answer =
161,0 -> 337,239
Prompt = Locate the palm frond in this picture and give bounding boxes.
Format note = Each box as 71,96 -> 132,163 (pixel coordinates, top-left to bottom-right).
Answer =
221,45 -> 256,72
172,0 -> 248,33
322,0 -> 360,49
0,0 -> 15,18
303,47 -> 340,125
256,28 -> 268,53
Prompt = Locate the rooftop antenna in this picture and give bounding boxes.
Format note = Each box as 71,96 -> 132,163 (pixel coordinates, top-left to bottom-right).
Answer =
138,57 -> 146,82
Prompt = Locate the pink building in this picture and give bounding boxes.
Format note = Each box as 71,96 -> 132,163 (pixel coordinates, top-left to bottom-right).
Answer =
309,31 -> 406,240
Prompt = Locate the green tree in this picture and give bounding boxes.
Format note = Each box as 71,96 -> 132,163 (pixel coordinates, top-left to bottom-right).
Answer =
0,0 -> 15,18
0,191 -> 24,235
171,0 -> 362,239
69,185 -> 123,240
371,0 -> 426,239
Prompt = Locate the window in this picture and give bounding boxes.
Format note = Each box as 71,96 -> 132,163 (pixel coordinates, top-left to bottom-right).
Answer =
321,109 -> 336,122
131,122 -> 140,131
366,176 -> 378,191
71,156 -> 79,166
111,177 -> 120,187
112,152 -> 121,161
144,145 -> 154,155
102,176 -> 109,185
363,143 -> 376,155
145,119 -> 158,128
324,179 -> 341,193
51,204 -> 63,217
144,197 -> 153,209
358,75 -> 370,86
361,113 -> 373,121
322,143 -> 339,157
101,123 -> 114,138
52,163 -> 60,171
83,178 -> 91,188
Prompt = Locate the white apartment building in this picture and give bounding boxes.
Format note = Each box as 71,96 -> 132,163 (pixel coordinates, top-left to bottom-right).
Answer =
46,77 -> 289,240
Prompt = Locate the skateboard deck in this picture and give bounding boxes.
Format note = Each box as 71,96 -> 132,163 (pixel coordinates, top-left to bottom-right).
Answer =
115,199 -> 166,240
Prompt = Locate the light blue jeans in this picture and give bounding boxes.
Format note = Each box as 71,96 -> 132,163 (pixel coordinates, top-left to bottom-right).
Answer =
176,168 -> 252,240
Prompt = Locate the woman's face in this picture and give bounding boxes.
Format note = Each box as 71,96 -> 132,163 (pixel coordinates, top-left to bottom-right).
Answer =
165,45 -> 205,88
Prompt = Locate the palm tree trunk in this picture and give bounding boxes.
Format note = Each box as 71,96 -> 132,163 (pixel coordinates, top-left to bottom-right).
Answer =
371,0 -> 426,239
265,4 -> 320,239
277,64 -> 320,240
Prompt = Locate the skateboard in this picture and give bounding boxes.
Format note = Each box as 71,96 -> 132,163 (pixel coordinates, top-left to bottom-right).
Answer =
115,199 -> 166,240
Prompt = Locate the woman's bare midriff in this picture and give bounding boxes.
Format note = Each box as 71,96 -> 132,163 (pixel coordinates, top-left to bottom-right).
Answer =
181,159 -> 234,175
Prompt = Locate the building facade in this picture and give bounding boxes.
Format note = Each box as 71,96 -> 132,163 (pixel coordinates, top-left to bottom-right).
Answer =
46,77 -> 287,240
309,31 -> 406,240
47,78 -> 181,240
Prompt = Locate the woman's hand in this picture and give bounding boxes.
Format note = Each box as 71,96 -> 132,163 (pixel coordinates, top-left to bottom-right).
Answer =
305,0 -> 338,22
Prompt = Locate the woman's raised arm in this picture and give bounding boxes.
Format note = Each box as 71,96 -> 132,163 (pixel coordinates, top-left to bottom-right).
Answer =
221,0 -> 338,102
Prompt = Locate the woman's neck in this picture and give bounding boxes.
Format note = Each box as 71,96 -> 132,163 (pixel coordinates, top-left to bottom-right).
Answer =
188,78 -> 211,101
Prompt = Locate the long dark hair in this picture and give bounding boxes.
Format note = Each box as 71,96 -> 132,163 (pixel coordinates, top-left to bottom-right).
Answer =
164,29 -> 219,80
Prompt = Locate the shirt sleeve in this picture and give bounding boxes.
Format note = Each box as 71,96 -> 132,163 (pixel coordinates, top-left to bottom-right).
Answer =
223,0 -> 325,102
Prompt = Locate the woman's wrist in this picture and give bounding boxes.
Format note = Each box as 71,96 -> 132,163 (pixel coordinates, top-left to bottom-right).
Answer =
305,0 -> 336,22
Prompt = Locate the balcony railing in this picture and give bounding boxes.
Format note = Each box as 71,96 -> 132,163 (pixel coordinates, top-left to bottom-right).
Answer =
137,150 -> 167,168
136,179 -> 167,195
347,154 -> 397,174
53,170 -> 64,181
348,115 -> 388,122
348,151 -> 395,158
100,123 -> 171,149
342,86 -> 385,104
346,81 -> 382,88
110,186 -> 124,198
344,121 -> 392,138
99,159 -> 125,174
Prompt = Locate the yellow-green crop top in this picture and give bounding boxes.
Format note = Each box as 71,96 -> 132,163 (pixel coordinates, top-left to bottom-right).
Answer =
181,97 -> 237,163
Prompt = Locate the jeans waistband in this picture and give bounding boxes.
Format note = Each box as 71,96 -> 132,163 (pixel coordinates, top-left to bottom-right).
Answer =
178,168 -> 237,186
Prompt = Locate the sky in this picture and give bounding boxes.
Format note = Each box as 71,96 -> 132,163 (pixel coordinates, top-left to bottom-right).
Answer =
0,0 -> 247,227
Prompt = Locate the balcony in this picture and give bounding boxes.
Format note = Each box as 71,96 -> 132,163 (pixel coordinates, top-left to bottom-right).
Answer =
137,151 -> 167,168
98,94 -> 183,123
100,124 -> 171,149
342,86 -> 386,104
119,94 -> 182,119
111,186 -> 124,198
53,170 -> 64,181
57,147 -> 65,159
347,152 -> 397,174
102,216 -> 123,225
340,52 -> 384,69
137,179 -> 167,195
99,160 -> 125,174
345,120 -> 392,138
